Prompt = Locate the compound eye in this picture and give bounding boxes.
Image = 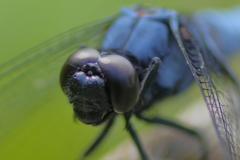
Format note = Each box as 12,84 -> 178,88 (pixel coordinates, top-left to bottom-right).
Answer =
60,48 -> 100,90
66,48 -> 100,67
98,54 -> 140,113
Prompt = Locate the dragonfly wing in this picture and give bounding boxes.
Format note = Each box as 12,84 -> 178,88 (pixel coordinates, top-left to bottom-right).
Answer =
0,13 -> 119,142
193,26 -> 240,160
190,8 -> 240,159
170,15 -> 240,159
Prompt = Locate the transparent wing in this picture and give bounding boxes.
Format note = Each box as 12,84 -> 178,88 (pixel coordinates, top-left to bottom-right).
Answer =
0,14 -> 119,143
175,22 -> 240,160
205,64 -> 240,160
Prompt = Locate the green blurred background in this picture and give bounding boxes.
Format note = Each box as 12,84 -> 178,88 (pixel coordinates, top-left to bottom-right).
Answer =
0,0 -> 239,160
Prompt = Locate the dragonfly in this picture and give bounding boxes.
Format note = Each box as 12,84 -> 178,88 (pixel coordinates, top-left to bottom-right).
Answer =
1,4 -> 240,160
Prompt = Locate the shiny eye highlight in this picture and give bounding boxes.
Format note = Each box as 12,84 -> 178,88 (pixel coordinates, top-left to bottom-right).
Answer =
98,54 -> 140,113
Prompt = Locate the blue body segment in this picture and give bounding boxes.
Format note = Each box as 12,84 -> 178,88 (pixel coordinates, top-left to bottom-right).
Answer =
102,6 -> 194,93
102,5 -> 240,95
192,6 -> 240,56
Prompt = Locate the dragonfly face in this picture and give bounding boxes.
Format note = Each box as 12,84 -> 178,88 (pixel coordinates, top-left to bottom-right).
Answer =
60,48 -> 140,125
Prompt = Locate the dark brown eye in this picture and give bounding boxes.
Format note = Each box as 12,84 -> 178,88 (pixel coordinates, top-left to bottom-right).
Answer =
98,54 -> 140,113
60,48 -> 100,90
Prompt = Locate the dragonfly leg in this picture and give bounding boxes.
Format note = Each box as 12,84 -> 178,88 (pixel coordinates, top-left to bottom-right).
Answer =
135,113 -> 209,160
140,57 -> 161,94
132,57 -> 161,113
125,121 -> 149,160
81,116 -> 115,159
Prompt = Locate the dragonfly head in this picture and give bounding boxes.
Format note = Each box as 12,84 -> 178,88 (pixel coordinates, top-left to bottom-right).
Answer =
60,48 -> 140,125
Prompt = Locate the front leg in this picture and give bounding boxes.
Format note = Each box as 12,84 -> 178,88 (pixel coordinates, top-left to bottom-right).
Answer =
124,114 -> 149,160
81,117 -> 116,159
